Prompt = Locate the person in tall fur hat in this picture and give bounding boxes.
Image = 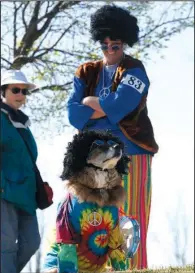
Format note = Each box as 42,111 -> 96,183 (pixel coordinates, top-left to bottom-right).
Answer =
67,4 -> 159,270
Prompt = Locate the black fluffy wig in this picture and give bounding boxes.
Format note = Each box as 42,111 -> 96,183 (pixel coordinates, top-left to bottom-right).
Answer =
61,130 -> 130,180
90,4 -> 139,47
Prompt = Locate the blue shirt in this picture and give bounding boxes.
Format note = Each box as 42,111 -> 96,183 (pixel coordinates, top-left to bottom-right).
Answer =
67,64 -> 152,155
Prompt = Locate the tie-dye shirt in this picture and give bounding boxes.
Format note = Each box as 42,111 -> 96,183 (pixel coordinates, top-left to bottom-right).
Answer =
43,194 -> 127,273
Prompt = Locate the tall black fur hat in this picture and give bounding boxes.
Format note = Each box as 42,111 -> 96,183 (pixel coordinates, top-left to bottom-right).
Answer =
90,4 -> 139,47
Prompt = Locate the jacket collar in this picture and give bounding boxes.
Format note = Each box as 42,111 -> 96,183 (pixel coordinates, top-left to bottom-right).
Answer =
1,101 -> 30,128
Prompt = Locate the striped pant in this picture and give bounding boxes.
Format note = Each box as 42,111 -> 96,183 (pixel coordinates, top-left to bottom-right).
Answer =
121,154 -> 152,269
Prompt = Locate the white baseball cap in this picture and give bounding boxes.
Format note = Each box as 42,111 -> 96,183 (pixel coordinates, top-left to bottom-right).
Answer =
1,70 -> 37,90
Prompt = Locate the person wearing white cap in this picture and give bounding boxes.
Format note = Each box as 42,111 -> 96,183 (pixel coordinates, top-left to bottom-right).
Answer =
0,70 -> 52,273
1,69 -> 36,109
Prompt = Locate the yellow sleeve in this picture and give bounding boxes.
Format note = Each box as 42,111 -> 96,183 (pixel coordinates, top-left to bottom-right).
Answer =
44,227 -> 57,254
108,223 -> 124,249
108,224 -> 127,271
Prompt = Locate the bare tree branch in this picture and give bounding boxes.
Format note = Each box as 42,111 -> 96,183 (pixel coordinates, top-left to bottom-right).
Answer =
13,2 -> 25,55
1,42 -> 14,52
1,64 -> 9,70
187,3 -> 194,18
1,57 -> 12,66
13,2 -> 17,56
37,1 -> 79,23
15,2 -> 42,56
45,1 -> 52,15
33,48 -> 90,59
35,20 -> 78,59
31,1 -> 41,22
156,2 -> 175,25
36,2 -> 62,23
22,2 -> 30,31
31,26 -> 53,57
11,55 -> 36,69
139,16 -> 194,41
14,1 -> 79,59
31,81 -> 72,93
140,27 -> 181,53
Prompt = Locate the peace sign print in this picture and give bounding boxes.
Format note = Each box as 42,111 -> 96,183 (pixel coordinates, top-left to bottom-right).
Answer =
88,211 -> 102,226
99,86 -> 111,99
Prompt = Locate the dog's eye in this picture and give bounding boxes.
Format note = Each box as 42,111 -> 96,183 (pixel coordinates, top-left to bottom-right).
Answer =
89,139 -> 105,151
107,140 -> 117,146
93,140 -> 105,146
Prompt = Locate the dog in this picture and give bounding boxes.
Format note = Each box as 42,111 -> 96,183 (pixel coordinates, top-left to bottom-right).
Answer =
43,130 -> 130,273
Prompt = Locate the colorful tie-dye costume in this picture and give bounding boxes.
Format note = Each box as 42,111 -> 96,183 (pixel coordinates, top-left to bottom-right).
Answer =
43,194 -> 127,272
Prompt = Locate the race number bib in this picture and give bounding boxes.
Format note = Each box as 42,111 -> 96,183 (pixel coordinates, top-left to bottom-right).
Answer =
122,74 -> 146,93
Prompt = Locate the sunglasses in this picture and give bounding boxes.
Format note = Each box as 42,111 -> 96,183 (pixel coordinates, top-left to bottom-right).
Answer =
90,139 -> 119,152
9,87 -> 29,96
100,43 -> 122,52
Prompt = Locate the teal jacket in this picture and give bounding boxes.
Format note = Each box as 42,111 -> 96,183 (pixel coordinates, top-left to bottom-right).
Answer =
1,111 -> 38,215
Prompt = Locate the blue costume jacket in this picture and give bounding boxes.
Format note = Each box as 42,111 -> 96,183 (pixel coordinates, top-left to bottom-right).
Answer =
67,55 -> 158,155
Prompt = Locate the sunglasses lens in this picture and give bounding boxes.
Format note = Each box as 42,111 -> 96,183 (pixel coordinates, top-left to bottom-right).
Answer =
94,140 -> 105,145
11,88 -> 29,95
11,88 -> 20,94
101,44 -> 108,51
112,45 -> 120,51
22,89 -> 29,95
101,44 -> 121,51
107,140 -> 117,146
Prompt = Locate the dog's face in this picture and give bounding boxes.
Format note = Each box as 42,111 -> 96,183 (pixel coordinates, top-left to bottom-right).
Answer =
61,130 -> 129,206
87,139 -> 123,170
61,130 -> 130,181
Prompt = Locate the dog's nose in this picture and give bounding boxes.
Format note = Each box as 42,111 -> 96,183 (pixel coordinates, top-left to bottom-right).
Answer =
113,143 -> 120,149
113,144 -> 122,156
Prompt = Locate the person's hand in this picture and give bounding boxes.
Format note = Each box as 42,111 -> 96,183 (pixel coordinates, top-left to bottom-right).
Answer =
82,96 -> 98,106
82,96 -> 90,105
82,96 -> 104,110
